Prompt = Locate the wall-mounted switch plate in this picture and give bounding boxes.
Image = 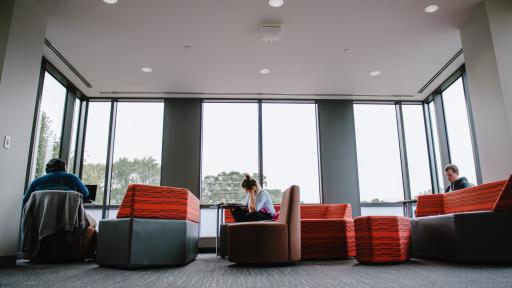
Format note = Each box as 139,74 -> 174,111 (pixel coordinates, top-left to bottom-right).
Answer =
3,135 -> 11,150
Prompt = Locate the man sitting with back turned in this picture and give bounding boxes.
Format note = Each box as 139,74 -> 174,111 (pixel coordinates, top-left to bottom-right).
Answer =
23,158 -> 95,228
444,164 -> 473,192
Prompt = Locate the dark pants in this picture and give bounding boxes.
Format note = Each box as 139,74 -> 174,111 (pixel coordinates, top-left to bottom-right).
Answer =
231,207 -> 272,222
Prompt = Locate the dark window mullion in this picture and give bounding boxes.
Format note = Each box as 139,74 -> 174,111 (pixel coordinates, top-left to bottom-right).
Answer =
395,103 -> 412,217
77,100 -> 89,178
423,102 -> 440,194
461,68 -> 483,184
102,100 -> 118,219
258,100 -> 264,188
59,90 -> 76,164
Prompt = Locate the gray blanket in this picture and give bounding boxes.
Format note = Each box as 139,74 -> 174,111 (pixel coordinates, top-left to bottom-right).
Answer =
22,190 -> 88,257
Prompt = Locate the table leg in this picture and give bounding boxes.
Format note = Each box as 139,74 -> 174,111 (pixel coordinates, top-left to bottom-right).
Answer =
216,206 -> 220,256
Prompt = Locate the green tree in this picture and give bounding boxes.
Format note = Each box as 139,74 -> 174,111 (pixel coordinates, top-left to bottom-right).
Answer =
82,157 -> 160,205
200,171 -> 283,205
35,112 -> 53,178
82,162 -> 107,203
110,157 -> 160,204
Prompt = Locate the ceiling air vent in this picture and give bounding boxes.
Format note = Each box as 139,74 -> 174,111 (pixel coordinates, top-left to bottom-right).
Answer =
259,23 -> 283,43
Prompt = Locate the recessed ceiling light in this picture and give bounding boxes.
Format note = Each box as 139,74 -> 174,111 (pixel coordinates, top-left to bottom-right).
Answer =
370,70 -> 381,76
344,48 -> 352,53
260,68 -> 271,74
184,45 -> 192,50
268,0 -> 284,8
424,4 -> 439,13
103,0 -> 118,4
141,67 -> 153,73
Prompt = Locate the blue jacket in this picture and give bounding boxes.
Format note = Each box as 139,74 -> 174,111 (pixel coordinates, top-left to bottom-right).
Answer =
23,171 -> 89,206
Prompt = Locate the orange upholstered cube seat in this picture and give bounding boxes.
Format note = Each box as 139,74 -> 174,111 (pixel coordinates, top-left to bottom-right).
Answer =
354,216 -> 411,264
117,184 -> 200,223
300,204 -> 355,260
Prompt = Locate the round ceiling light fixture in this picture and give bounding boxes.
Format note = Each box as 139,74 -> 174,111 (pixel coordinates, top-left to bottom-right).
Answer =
424,4 -> 439,13
141,67 -> 153,73
269,0 -> 284,8
260,68 -> 271,74
103,0 -> 118,4
370,70 -> 381,76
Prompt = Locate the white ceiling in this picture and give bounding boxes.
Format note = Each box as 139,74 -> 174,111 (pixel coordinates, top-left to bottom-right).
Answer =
37,0 -> 480,100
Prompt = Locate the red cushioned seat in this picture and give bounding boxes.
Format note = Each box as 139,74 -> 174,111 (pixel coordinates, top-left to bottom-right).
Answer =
354,216 -> 411,264
411,176 -> 512,264
117,184 -> 199,223
415,180 -> 507,217
224,203 -> 355,260
300,204 -> 355,260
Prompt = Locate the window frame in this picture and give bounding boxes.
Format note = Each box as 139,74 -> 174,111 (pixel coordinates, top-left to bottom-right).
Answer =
422,66 -> 482,189
199,99 -> 322,207
353,102 -> 430,217
80,99 -> 165,218
26,58 -> 87,188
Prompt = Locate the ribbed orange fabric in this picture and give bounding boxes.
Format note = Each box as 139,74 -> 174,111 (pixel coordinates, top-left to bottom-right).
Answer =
117,184 -> 199,223
415,180 -> 507,217
354,216 -> 411,264
444,180 -> 506,214
493,175 -> 512,212
225,203 -> 355,259
415,194 -> 444,217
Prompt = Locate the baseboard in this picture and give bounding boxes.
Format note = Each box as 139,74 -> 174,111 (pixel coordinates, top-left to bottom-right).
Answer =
198,247 -> 216,254
0,255 -> 16,267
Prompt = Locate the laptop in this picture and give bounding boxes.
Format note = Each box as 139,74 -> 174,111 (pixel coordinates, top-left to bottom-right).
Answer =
84,185 -> 97,202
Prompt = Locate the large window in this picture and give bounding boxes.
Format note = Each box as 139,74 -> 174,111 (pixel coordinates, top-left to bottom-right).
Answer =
201,102 -> 259,205
31,72 -> 67,179
402,105 -> 432,199
262,103 -> 320,204
201,102 -> 322,206
200,101 -> 321,236
442,78 -> 477,185
110,102 -> 164,206
354,104 -> 404,204
82,102 -> 111,205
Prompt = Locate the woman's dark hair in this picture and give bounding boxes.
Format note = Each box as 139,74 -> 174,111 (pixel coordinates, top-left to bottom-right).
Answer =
241,174 -> 258,189
46,158 -> 66,173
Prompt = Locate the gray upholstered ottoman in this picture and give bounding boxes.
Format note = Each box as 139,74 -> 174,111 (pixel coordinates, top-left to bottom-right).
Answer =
97,218 -> 198,268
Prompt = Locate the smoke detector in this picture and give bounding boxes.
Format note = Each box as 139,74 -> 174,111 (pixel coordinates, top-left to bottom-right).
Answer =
259,23 -> 283,43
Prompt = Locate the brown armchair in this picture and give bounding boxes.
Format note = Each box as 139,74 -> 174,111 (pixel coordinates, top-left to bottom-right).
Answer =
227,185 -> 301,264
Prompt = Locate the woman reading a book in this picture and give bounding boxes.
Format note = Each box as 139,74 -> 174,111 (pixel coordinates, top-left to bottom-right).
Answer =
231,174 -> 276,222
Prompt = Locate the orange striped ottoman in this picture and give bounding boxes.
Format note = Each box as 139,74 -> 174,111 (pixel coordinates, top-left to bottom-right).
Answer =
117,184 -> 199,223
354,216 -> 411,264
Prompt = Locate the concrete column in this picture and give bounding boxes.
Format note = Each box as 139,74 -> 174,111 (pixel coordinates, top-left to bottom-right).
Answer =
317,100 -> 361,216
161,99 -> 202,198
0,0 -> 47,265
460,0 -> 512,182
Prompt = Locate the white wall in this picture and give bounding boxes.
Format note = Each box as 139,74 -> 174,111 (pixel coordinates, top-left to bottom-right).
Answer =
0,0 -> 47,257
460,0 -> 512,183
486,0 -> 512,141
0,0 -> 15,83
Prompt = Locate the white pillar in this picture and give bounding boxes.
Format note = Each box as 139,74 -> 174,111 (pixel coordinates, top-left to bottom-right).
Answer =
460,0 -> 512,182
0,0 -> 47,263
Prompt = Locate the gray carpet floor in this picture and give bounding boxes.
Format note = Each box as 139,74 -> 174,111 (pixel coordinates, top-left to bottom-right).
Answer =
1,254 -> 512,288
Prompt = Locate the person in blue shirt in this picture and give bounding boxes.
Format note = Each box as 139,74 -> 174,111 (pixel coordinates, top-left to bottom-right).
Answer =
23,158 -> 89,206
231,174 -> 276,222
